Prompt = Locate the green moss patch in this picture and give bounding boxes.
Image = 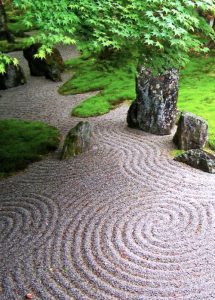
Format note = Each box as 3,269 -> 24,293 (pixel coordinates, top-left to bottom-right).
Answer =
59,56 -> 136,117
170,149 -> 186,158
0,119 -> 60,178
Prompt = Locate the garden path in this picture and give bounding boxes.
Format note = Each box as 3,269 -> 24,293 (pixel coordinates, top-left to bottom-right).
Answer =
0,46 -> 215,300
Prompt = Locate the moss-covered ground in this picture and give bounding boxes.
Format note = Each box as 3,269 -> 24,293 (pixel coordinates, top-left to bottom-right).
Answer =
0,120 -> 60,178
58,56 -> 136,117
59,52 -> 215,149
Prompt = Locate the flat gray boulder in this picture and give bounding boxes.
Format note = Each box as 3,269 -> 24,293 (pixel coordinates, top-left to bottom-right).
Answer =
60,122 -> 91,159
173,112 -> 208,150
127,67 -> 179,135
0,63 -> 26,90
174,149 -> 215,173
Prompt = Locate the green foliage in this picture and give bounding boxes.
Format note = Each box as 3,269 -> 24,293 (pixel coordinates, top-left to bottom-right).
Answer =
1,0 -> 214,73
0,52 -> 18,73
12,0 -> 214,72
6,6 -> 34,36
13,0 -> 77,51
59,56 -> 136,117
0,119 -> 60,177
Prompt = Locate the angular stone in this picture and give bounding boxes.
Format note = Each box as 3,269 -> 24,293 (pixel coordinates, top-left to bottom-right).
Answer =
174,149 -> 215,173
60,122 -> 91,159
23,44 -> 64,82
0,63 -> 26,90
127,67 -> 179,135
173,112 -> 208,150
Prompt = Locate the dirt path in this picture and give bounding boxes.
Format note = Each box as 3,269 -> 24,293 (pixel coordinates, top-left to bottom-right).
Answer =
0,47 -> 215,300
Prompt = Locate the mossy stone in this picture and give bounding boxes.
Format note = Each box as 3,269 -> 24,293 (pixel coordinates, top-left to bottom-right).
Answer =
60,122 -> 91,159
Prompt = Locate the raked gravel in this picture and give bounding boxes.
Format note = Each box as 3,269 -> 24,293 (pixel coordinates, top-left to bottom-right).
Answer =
0,46 -> 215,300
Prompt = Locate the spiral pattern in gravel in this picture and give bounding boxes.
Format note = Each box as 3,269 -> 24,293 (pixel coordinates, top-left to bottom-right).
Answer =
0,47 -> 215,300
0,193 -> 59,264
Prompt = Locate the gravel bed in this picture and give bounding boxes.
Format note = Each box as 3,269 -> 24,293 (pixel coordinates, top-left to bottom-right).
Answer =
0,46 -> 215,300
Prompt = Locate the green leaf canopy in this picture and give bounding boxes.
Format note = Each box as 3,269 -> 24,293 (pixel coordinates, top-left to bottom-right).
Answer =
3,0 -> 215,72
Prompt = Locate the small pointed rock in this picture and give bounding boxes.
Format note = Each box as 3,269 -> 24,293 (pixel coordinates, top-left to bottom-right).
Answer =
60,121 -> 92,159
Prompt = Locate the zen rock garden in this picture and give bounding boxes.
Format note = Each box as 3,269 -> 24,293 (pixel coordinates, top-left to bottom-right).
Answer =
1,46 -> 215,173
58,63 -> 215,173
0,2 -> 214,298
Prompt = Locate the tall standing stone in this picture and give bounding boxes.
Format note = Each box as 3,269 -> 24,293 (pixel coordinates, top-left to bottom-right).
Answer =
127,67 -> 179,135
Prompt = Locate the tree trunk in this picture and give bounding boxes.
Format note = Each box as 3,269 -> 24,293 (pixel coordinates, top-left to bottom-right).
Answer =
209,17 -> 214,28
207,15 -> 215,49
127,67 -> 179,135
0,0 -> 14,42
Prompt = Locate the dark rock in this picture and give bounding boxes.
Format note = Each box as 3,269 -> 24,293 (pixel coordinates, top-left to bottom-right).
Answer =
174,149 -> 215,173
60,122 -> 91,159
0,30 -> 14,42
127,67 -> 179,135
23,44 -> 64,82
0,63 -> 26,90
173,112 -> 208,150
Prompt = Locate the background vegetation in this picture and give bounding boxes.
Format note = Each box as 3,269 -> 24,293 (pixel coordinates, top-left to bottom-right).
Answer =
1,0 -> 214,73
179,52 -> 215,149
